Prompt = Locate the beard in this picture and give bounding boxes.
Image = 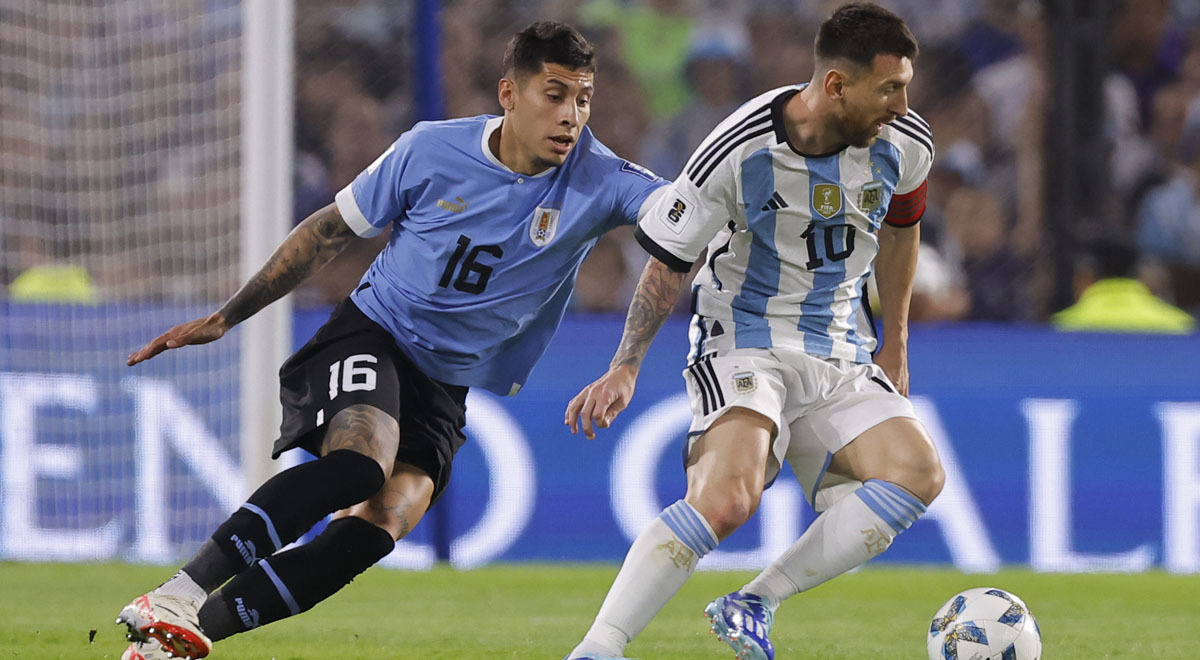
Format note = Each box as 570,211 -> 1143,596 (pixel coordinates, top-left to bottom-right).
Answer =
843,119 -> 881,148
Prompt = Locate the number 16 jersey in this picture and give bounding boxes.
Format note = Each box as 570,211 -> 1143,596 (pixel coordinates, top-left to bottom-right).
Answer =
636,85 -> 934,364
336,115 -> 667,395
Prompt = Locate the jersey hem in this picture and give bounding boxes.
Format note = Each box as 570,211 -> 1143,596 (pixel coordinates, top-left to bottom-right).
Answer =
635,226 -> 693,272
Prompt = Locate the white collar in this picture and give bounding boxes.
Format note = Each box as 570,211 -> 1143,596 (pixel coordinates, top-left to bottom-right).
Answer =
480,116 -> 557,178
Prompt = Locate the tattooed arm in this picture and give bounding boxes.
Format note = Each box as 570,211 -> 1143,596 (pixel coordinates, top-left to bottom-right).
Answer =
128,203 -> 358,365
565,257 -> 687,439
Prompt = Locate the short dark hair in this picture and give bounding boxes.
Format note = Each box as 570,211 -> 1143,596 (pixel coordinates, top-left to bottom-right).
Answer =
502,21 -> 595,80
815,3 -> 918,68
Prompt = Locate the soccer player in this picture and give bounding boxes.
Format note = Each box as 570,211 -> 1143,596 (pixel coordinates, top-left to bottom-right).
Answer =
563,5 -> 942,660
115,21 -> 667,660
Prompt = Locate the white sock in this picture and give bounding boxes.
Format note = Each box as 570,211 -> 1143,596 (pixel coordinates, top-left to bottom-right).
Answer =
744,479 -> 926,608
570,500 -> 718,658
153,570 -> 208,605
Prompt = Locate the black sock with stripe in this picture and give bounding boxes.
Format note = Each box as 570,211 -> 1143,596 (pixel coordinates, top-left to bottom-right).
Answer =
185,450 -> 385,592
198,516 -> 395,640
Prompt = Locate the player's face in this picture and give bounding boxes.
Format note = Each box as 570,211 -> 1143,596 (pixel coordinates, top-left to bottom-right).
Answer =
499,63 -> 594,173
836,54 -> 913,148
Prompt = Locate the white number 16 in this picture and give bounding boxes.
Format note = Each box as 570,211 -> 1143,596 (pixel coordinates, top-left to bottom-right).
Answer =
328,354 -> 378,400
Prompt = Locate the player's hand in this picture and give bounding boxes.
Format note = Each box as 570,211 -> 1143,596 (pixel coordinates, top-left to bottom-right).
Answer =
565,364 -> 638,440
872,343 -> 909,397
127,312 -> 229,366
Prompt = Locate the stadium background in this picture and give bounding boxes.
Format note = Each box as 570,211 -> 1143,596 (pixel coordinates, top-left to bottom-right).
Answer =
2,0 -> 1199,578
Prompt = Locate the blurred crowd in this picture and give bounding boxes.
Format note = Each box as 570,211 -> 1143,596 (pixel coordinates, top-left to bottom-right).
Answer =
4,0 -> 1200,331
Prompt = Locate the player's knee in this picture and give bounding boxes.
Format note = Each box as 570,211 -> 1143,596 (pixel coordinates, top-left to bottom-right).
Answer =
901,446 -> 944,505
323,449 -> 388,503
689,488 -> 759,539
323,405 -> 400,481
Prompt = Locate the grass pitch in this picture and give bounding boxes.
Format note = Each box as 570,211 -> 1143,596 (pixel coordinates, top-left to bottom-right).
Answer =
2,561 -> 1196,659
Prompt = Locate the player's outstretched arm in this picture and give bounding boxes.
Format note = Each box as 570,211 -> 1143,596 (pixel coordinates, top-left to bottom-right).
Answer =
127,203 -> 358,366
566,257 -> 686,439
872,222 -> 920,395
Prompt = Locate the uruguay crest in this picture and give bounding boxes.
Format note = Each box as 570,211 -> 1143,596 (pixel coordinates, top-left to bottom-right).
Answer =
529,206 -> 560,247
813,184 -> 842,218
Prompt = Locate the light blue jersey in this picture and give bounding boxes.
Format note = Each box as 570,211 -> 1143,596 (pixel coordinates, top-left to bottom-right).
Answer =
334,115 -> 667,395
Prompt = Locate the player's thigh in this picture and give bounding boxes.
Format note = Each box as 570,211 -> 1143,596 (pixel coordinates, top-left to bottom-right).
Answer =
682,350 -> 788,485
333,461 -> 434,541
827,415 -> 942,502
686,407 -> 775,497
782,355 -> 926,506
273,298 -> 404,473
319,404 -> 400,476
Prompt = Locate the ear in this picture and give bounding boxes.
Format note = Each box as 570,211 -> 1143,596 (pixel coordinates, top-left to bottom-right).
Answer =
498,77 -> 517,112
823,68 -> 846,100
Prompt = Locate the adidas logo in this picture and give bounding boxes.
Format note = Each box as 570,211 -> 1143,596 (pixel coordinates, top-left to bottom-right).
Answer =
761,191 -> 788,212
231,533 -> 257,566
234,597 -> 261,629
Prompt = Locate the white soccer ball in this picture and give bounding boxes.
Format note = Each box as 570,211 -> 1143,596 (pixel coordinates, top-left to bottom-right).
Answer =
926,587 -> 1042,660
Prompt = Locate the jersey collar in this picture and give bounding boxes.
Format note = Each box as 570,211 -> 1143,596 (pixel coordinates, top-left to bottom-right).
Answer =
480,116 -> 557,178
772,84 -> 849,159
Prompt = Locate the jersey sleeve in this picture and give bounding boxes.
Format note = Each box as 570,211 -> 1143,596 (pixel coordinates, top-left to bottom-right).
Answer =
886,116 -> 934,228
635,157 -> 738,273
334,130 -> 418,238
611,160 -> 671,227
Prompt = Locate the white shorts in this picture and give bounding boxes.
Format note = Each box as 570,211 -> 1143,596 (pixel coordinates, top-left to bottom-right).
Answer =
683,346 -> 919,511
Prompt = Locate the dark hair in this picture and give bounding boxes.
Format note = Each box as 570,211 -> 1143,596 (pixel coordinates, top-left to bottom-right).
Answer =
815,3 -> 918,68
502,21 -> 595,80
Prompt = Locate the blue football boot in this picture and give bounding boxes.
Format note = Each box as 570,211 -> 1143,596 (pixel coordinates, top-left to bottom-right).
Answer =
704,590 -> 776,660
562,655 -> 634,660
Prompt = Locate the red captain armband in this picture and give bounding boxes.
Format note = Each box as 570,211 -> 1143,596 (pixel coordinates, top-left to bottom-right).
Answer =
884,180 -> 926,227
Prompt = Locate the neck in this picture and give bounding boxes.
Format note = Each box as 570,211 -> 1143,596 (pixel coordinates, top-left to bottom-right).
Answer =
785,84 -> 847,155
493,116 -> 550,176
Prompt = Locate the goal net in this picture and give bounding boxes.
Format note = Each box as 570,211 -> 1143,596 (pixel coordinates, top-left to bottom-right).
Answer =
0,0 -> 249,562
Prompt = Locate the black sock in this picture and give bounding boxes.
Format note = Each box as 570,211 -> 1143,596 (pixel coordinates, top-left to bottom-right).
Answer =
198,516 -> 395,641
191,450 -> 385,590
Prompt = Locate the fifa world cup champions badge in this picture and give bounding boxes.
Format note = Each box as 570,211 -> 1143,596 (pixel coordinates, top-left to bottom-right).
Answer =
813,184 -> 842,218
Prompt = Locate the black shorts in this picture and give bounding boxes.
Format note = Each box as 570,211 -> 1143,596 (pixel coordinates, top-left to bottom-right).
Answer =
272,297 -> 468,500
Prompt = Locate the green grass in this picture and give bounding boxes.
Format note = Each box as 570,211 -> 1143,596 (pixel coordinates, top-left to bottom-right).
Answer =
2,561 -> 1197,659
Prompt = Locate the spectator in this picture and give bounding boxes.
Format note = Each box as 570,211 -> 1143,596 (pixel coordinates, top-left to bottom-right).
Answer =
644,23 -> 750,178
943,186 -> 1031,321
1053,238 -> 1195,333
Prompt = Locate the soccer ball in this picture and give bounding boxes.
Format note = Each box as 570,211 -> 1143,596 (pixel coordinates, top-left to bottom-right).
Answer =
926,587 -> 1042,660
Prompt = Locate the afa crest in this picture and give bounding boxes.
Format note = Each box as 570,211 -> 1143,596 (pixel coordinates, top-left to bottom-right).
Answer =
732,371 -> 757,394
813,184 -> 842,218
529,206 -> 560,247
858,181 -> 884,214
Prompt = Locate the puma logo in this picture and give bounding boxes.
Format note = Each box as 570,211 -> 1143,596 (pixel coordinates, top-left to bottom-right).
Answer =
231,534 -> 257,566
234,597 -> 260,629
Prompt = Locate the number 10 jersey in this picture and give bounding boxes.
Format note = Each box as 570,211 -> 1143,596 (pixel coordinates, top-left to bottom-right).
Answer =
636,86 -> 934,364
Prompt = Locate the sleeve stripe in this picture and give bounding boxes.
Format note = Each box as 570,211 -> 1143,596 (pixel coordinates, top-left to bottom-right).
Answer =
685,105 -> 771,182
693,126 -> 774,188
334,185 -> 382,238
894,115 -> 931,139
885,180 -> 926,227
904,110 -> 931,132
888,121 -> 934,158
687,117 -> 772,186
635,226 -> 694,273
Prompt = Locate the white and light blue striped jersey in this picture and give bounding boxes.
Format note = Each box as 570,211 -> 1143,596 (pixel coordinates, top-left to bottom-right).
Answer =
336,115 -> 668,395
636,85 -> 933,364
